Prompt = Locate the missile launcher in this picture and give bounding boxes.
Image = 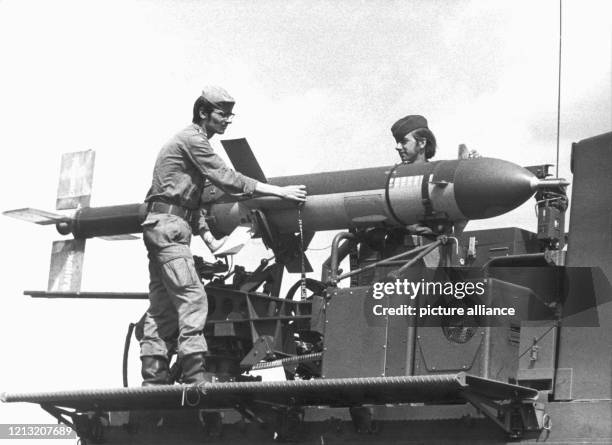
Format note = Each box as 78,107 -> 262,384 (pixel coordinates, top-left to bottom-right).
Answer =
3,133 -> 612,445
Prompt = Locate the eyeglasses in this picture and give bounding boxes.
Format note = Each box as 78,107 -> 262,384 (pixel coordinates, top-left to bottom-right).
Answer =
213,109 -> 235,121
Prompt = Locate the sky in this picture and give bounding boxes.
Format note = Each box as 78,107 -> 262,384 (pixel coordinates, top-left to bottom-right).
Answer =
0,0 -> 610,432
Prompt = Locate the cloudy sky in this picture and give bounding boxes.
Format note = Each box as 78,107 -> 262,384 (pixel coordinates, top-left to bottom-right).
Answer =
0,0 -> 610,428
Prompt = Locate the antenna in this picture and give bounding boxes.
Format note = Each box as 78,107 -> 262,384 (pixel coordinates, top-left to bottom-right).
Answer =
555,0 -> 563,177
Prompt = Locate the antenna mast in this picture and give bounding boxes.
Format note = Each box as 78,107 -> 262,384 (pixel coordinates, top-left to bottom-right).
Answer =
555,0 -> 563,177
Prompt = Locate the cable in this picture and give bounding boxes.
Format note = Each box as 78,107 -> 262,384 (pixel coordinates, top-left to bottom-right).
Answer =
122,322 -> 137,387
297,206 -> 307,300
306,244 -> 332,251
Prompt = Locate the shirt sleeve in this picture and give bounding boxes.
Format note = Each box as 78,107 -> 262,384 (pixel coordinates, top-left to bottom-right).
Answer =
183,132 -> 258,196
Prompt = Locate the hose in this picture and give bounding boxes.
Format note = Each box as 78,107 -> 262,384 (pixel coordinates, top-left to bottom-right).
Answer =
122,323 -> 137,387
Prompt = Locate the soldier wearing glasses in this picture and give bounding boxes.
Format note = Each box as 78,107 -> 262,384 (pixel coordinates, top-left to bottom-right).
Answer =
140,86 -> 306,385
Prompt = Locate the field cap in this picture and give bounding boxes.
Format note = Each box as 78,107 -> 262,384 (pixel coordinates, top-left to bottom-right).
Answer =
201,85 -> 235,112
391,115 -> 428,142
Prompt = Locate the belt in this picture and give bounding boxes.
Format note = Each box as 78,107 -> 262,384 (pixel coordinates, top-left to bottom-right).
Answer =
147,201 -> 196,222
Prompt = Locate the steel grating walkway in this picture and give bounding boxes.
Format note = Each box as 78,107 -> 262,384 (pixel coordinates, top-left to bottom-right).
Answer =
2,373 -> 537,412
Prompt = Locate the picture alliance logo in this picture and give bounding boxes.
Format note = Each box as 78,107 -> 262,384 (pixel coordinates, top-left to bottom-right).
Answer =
371,279 -> 486,300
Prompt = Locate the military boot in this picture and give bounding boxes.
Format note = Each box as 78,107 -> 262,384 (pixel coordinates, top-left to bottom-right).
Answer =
181,352 -> 210,384
141,355 -> 170,386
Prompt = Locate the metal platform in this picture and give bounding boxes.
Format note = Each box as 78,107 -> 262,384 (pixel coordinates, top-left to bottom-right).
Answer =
2,373 -> 537,412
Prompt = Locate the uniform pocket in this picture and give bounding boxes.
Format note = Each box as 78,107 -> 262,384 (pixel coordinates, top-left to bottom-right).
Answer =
162,257 -> 199,289
153,214 -> 189,244
164,217 -> 182,242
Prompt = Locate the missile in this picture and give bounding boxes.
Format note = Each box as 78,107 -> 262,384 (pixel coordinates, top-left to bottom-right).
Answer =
6,157 -> 565,240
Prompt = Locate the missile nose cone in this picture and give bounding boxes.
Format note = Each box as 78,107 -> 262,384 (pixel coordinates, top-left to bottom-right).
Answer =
454,158 -> 536,219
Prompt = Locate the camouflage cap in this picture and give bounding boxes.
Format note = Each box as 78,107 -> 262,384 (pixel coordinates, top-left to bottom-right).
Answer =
391,115 -> 428,142
201,85 -> 235,111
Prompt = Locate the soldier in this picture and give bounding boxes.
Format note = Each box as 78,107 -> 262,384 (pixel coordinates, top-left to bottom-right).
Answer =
140,86 -> 306,385
390,115 -> 437,237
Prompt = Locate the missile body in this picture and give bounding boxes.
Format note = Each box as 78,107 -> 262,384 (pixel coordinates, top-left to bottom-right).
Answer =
208,157 -> 541,236
57,157 -> 545,239
66,203 -> 147,239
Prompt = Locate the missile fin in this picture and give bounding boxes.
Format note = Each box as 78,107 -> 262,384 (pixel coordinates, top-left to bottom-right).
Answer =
302,230 -> 315,248
285,251 -> 313,274
251,209 -> 313,273
2,208 -> 70,225
48,239 -> 86,292
56,150 -> 96,210
276,232 -> 314,273
285,229 -> 314,273
97,234 -> 140,241
221,138 -> 267,183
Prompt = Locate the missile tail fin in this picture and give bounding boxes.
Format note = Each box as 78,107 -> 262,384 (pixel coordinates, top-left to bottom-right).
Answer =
56,150 -> 96,210
3,208 -> 69,225
48,239 -> 86,292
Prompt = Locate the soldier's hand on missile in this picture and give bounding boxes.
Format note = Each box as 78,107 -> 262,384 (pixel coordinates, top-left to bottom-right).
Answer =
254,183 -> 307,202
278,185 -> 307,202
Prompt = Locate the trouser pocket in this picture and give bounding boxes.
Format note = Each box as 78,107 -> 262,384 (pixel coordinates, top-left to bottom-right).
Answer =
162,257 -> 199,290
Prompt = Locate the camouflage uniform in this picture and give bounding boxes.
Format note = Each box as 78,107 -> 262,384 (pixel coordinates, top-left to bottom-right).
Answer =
140,123 -> 256,360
